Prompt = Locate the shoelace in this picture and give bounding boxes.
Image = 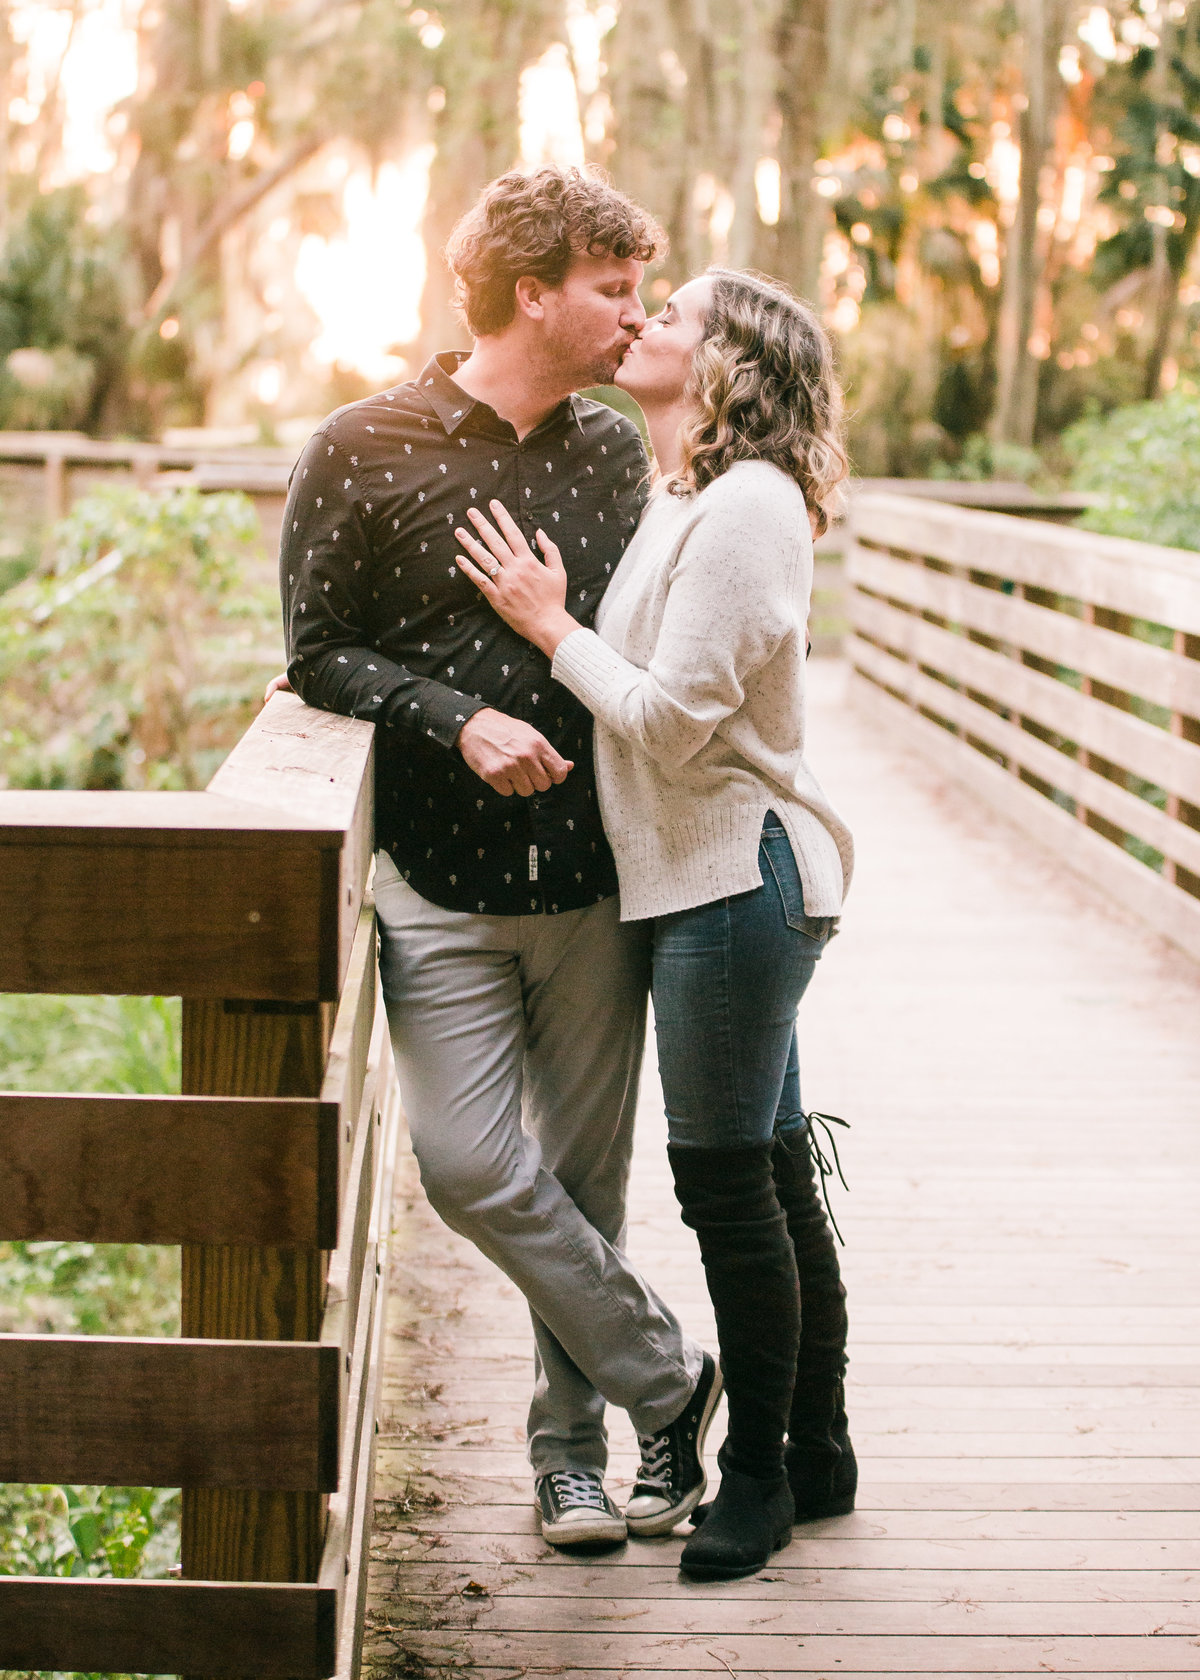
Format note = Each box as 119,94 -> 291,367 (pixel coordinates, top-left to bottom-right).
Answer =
632,1430 -> 674,1493
805,1109 -> 851,1246
548,1470 -> 609,1512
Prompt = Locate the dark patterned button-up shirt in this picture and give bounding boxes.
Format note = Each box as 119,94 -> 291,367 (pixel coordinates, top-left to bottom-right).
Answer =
280,353 -> 649,915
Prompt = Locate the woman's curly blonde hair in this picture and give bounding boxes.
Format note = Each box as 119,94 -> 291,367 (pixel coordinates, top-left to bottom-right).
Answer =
668,268 -> 849,536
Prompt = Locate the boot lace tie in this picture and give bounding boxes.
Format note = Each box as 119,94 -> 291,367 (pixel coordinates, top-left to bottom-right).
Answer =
805,1110 -> 850,1246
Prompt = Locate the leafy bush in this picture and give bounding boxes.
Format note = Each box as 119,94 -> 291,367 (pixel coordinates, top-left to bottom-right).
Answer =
930,432 -> 1046,485
0,186 -> 133,434
1064,391 -> 1200,552
0,485 -> 282,790
0,1484 -> 178,1582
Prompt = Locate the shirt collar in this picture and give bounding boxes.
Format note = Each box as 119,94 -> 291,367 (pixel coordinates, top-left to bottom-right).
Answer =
416,351 -> 585,437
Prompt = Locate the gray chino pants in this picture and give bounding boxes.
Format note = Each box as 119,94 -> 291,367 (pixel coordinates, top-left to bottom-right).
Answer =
374,850 -> 702,1476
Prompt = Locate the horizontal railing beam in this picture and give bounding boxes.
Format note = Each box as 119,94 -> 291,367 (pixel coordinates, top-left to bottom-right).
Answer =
852,491 -> 1200,632
0,1092 -> 339,1245
0,1578 -> 337,1678
0,1335 -> 340,1489
850,542 -> 1200,717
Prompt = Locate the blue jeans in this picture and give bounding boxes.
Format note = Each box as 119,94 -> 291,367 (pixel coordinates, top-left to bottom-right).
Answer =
652,816 -> 836,1150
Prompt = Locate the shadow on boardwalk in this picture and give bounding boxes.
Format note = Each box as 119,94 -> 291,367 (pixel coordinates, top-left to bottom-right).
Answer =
363,662 -> 1200,1679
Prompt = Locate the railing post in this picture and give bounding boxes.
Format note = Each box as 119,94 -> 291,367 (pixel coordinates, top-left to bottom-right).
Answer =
180,998 -> 335,1586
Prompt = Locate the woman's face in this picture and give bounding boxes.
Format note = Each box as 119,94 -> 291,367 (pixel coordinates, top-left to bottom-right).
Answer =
614,275 -> 712,404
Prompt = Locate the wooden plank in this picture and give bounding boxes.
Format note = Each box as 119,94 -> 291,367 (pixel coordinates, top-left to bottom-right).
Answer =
0,815 -> 338,1000
0,1335 -> 339,1488
0,788 -> 338,840
843,628 -> 1200,877
848,655 -> 1200,964
848,593 -> 1200,802
848,541 -> 1200,716
392,1630 -> 1200,1670
0,1578 -> 336,1678
850,492 -> 1200,632
0,1092 -> 338,1246
7,1580 -> 325,1672
392,1595 -> 1200,1635
341,1055 -> 404,1680
321,901 -> 379,1204
209,693 -> 375,992
181,997 -> 335,1585
381,1562 -> 1200,1602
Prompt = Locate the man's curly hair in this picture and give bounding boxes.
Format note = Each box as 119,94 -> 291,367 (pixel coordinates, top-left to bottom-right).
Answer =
445,166 -> 665,338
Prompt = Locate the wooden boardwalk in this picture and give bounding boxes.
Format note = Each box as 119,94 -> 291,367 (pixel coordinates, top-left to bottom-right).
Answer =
364,661 -> 1200,1679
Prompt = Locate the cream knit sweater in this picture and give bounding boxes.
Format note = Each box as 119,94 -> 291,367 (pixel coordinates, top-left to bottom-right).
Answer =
551,459 -> 854,922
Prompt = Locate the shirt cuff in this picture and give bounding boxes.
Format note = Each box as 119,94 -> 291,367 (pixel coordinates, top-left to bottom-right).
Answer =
410,686 -> 489,750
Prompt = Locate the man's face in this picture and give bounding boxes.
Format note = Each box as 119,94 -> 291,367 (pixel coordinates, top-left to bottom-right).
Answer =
536,254 -> 647,387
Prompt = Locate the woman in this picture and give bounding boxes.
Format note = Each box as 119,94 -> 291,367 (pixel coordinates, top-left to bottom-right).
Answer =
452,267 -> 856,1580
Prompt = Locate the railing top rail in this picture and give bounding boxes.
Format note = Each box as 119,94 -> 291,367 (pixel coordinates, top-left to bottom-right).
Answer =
0,790 -> 343,846
0,430 -> 297,468
0,695 -> 375,1001
850,491 -> 1200,631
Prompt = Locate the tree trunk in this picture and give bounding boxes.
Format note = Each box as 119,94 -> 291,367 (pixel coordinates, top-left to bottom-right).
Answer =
992,0 -> 1070,445
414,0 -> 565,363
1143,14 -> 1179,400
601,0 -> 689,279
763,0 -> 829,301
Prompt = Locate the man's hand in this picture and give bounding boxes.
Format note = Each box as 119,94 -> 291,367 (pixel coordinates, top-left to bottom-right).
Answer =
458,708 -> 573,796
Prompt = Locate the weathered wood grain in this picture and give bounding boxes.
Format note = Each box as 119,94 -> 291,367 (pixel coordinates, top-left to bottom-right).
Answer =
180,995 -> 334,1587
849,593 -> 1200,801
851,492 -> 1200,631
0,1092 -> 337,1245
0,1578 -> 336,1677
848,653 -> 1200,963
848,542 -> 1200,716
0,1334 -> 339,1487
0,807 -> 338,999
208,693 -> 375,993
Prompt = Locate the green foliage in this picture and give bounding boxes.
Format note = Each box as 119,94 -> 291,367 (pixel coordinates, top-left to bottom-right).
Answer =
0,993 -> 182,1610
931,433 -> 1046,484
1064,390 -> 1200,551
0,187 -> 133,433
0,1484 -> 179,1583
0,485 -> 282,791
0,992 -> 182,1339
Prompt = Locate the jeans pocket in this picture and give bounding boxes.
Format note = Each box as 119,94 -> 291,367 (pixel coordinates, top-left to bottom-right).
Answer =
760,832 -> 837,943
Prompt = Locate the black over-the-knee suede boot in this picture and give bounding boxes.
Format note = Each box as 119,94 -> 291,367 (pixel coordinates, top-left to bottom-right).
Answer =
668,1142 -> 797,1578
772,1124 -> 857,1518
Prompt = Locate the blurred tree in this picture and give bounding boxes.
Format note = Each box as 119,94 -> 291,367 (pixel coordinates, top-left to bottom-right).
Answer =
0,186 -> 132,431
415,0 -> 566,361
1090,2 -> 1200,399
991,0 -> 1073,446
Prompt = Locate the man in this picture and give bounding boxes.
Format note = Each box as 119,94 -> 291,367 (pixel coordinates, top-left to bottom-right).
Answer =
279,166 -> 719,1547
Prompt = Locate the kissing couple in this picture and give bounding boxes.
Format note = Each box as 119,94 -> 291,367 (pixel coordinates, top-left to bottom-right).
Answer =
273,163 -> 855,1582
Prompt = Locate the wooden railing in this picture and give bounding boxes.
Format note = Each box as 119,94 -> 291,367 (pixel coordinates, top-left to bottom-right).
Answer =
846,493 -> 1200,965
0,693 -> 399,1678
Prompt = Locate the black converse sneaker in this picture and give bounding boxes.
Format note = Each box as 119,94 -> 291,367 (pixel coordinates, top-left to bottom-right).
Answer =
625,1351 -> 723,1536
535,1470 -> 627,1547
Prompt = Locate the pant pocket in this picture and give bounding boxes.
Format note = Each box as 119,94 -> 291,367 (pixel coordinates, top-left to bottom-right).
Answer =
760,833 -> 837,943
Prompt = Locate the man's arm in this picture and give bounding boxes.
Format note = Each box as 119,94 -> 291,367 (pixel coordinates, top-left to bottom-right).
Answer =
280,428 -> 570,795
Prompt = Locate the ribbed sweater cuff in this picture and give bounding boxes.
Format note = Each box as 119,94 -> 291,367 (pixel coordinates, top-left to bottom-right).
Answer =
551,627 -> 630,717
